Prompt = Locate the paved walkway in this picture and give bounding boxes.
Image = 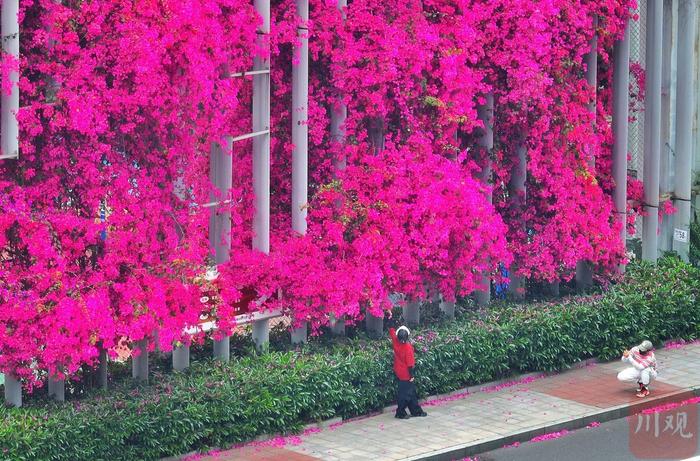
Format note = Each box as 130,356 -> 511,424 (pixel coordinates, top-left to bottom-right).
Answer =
188,342 -> 700,461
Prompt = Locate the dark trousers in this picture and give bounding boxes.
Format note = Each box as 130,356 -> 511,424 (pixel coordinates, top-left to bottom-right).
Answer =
396,379 -> 423,416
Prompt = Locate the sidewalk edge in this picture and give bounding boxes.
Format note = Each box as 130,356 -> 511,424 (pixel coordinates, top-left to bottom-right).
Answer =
404,386 -> 700,461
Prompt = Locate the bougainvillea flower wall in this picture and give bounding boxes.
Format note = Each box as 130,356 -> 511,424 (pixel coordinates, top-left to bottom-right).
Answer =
0,0 -> 641,387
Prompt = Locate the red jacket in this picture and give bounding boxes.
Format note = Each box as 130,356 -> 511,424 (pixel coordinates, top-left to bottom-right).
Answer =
389,327 -> 415,381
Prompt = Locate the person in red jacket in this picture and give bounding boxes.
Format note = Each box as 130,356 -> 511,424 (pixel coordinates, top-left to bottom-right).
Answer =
389,325 -> 428,419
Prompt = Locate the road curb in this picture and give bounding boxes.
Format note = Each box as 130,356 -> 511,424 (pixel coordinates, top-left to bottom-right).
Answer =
404,385 -> 700,461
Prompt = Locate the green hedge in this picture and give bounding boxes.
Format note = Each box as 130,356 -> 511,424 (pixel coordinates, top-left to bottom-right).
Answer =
1,257 -> 698,461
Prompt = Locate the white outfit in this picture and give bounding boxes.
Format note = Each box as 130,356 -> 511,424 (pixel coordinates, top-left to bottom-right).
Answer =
617,347 -> 658,386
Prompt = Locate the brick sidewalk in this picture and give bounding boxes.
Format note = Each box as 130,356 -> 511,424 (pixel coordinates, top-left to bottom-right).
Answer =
187,343 -> 700,461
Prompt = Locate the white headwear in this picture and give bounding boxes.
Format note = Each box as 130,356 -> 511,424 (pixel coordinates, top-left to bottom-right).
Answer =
396,325 -> 410,337
639,340 -> 653,352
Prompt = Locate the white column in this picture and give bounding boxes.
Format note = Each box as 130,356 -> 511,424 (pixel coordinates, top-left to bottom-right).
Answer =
658,0 -> 675,253
474,93 -> 494,306
172,344 -> 190,371
365,311 -> 384,338
98,346 -> 108,389
131,339 -> 148,383
673,0 -> 697,261
576,16 -> 598,292
292,0 -> 309,236
290,0 -> 309,345
507,136 -> 527,300
211,138 -> 233,362
438,294 -> 455,320
331,0 -> 347,172
252,0 -> 271,352
403,300 -> 420,326
4,373 -> 21,407
291,323 -> 308,345
47,375 -> 65,402
252,317 -> 270,352
253,0 -> 271,254
642,0 -> 663,262
1,0 -> 19,159
613,20 -> 631,273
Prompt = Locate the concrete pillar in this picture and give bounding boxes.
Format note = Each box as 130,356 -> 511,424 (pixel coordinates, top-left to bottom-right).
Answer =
252,0 -> 271,351
659,0 -> 675,253
613,20 -> 631,273
4,373 -> 21,407
290,0 -> 309,347
507,137 -> 527,299
1,0 -> 19,159
546,281 -> 560,297
584,15 -> 599,118
331,0 -> 347,173
642,0 -> 663,262
210,139 -> 233,360
173,344 -> 190,371
439,296 -> 455,320
131,339 -> 148,383
291,322 -> 308,345
365,313 -> 383,338
292,0 -> 309,236
252,318 -> 270,353
330,313 -> 346,336
474,93 -> 494,307
403,300 -> 420,326
576,15 -> 598,292
98,347 -> 108,390
673,0 -> 697,261
47,376 -> 65,402
213,336 -> 230,362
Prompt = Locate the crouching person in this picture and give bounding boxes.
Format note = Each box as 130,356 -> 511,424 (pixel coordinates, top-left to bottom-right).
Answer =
389,326 -> 428,419
617,340 -> 658,398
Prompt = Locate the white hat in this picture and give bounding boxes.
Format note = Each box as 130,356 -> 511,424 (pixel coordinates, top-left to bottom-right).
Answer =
639,340 -> 653,352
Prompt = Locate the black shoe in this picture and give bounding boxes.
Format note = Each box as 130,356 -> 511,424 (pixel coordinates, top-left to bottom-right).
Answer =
411,411 -> 428,417
395,413 -> 410,419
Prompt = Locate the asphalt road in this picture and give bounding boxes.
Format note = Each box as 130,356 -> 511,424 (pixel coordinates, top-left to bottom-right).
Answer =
476,404 -> 700,461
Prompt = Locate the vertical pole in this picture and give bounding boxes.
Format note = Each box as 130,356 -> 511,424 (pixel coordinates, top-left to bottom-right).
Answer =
172,344 -> 190,371
290,0 -> 309,345
252,318 -> 270,352
576,16 -> 598,292
438,294 -> 455,320
659,0 -> 675,253
253,0 -> 271,255
211,138 -> 233,362
291,322 -> 308,345
4,373 -> 21,407
673,0 -> 697,261
252,0 -> 271,352
642,0 -> 663,262
331,0 -> 348,172
292,0 -> 309,237
1,0 -> 19,159
613,20 -> 631,273
507,135 -> 527,300
403,300 -> 420,326
131,339 -> 148,383
47,375 -> 65,402
474,93 -> 494,307
330,314 -> 346,336
212,337 -> 230,362
331,0 -> 348,171
365,311 -> 384,338
98,346 -> 108,389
